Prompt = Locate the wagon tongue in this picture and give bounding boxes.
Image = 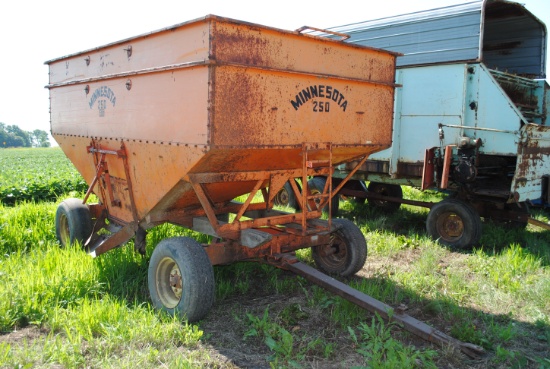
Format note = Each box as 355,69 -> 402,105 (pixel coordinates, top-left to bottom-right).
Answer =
271,254 -> 485,359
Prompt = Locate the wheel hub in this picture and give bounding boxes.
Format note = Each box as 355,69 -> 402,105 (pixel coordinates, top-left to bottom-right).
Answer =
438,213 -> 464,239
157,257 -> 183,308
59,213 -> 70,246
275,189 -> 289,205
169,267 -> 183,297
318,237 -> 348,269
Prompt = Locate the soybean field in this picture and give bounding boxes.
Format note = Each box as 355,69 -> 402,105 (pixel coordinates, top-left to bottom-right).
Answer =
0,148 -> 87,205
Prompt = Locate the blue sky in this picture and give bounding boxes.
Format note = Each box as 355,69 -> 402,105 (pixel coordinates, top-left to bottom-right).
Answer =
1,0 -> 548,140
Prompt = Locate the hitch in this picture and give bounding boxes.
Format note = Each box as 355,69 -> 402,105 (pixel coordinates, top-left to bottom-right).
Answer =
270,254 -> 485,359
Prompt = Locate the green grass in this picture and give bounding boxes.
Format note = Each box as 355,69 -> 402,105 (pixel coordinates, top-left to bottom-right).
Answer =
0,201 -> 215,368
0,149 -> 549,368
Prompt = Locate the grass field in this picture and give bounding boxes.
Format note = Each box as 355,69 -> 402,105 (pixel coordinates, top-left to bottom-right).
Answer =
0,148 -> 549,368
0,148 -> 87,205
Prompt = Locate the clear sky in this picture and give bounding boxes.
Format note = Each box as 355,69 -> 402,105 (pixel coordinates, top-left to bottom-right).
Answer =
1,0 -> 548,144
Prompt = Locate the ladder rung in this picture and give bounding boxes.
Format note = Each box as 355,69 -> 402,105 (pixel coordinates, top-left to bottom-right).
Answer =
306,160 -> 331,168
307,194 -> 329,200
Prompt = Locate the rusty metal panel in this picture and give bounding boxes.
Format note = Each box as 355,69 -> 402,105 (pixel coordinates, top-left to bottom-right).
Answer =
512,124 -> 550,202
210,19 -> 397,82
210,65 -> 394,153
46,19 -> 211,86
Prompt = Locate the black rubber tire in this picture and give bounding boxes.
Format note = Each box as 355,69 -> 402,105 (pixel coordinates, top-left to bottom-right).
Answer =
346,180 -> 368,204
312,218 -> 367,277
504,202 -> 529,229
274,181 -> 299,210
367,182 -> 402,213
216,213 -> 230,223
426,199 -> 482,249
148,237 -> 215,322
307,176 -> 339,217
55,198 -> 93,247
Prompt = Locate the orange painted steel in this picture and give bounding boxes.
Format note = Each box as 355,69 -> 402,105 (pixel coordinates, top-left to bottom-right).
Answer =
46,15 -> 398,260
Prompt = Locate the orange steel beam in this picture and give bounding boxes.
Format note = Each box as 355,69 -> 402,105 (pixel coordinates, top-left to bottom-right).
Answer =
234,179 -> 265,222
190,182 -> 223,234
83,152 -> 106,204
204,225 -> 334,266
440,145 -> 455,189
118,143 -> 139,222
89,222 -> 138,257
332,154 -> 369,195
421,148 -> 436,191
85,143 -> 139,222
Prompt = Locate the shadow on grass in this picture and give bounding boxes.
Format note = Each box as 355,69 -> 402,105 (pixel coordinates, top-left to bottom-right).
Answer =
192,258 -> 550,369
342,200 -> 550,266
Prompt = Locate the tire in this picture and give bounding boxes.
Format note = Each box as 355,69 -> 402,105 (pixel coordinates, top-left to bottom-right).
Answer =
340,179 -> 368,204
55,198 -> 93,247
307,176 -> 339,217
366,182 -> 402,213
504,202 -> 529,229
312,218 -> 367,277
216,213 -> 230,223
274,181 -> 299,210
426,199 -> 482,249
148,237 -> 215,322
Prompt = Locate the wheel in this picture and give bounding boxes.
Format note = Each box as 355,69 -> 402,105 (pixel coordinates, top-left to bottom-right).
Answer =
341,179 -> 368,204
274,181 -> 299,210
148,237 -> 215,322
312,218 -> 367,277
366,182 -> 402,213
216,213 -> 230,223
350,180 -> 368,203
55,198 -> 93,247
426,199 -> 482,249
503,202 -> 529,229
307,176 -> 339,216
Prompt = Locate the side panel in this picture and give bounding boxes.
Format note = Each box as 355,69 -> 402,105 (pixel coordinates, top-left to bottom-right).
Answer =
369,64 -> 467,168
512,124 -> 550,202
210,65 -> 394,155
48,21 -> 211,85
49,67 -> 210,144
54,136 -> 207,222
369,63 -> 529,175
212,21 -> 397,83
470,64 -> 524,155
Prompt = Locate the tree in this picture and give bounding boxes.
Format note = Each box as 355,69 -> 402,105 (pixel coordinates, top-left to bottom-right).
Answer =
5,125 -> 31,147
0,123 -> 50,148
0,123 -> 8,148
30,129 -> 51,148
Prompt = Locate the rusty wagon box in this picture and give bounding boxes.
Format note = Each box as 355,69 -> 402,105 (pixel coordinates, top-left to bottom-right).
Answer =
45,15 -> 401,322
47,15 -> 397,224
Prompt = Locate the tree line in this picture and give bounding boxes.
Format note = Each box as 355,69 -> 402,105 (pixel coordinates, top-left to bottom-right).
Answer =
0,123 -> 50,148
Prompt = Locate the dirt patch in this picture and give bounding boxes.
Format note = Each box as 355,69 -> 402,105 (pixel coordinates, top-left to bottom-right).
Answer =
200,286 -> 370,369
0,326 -> 46,345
